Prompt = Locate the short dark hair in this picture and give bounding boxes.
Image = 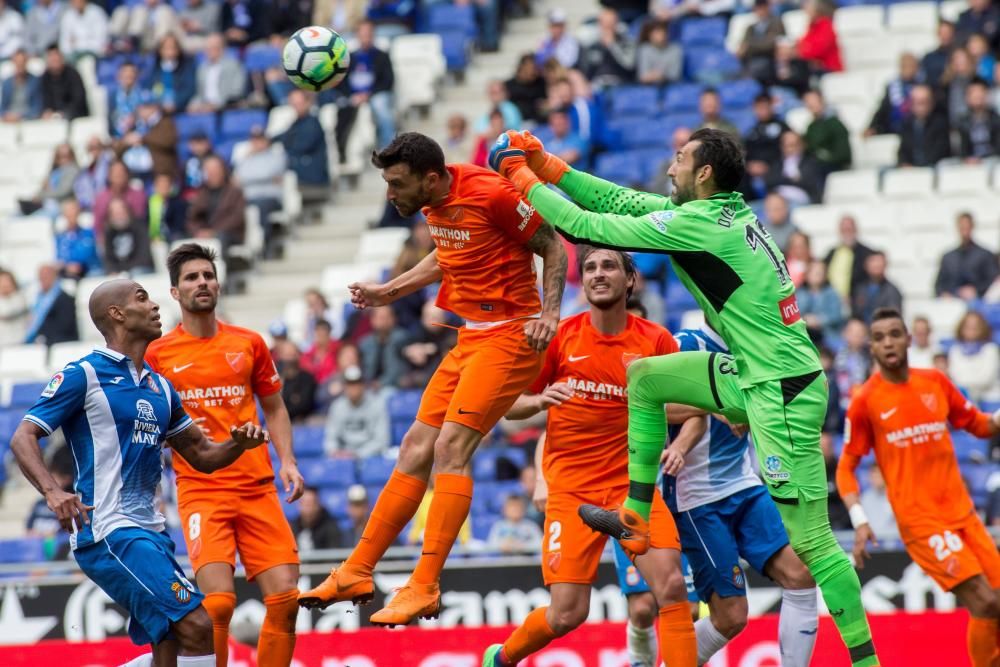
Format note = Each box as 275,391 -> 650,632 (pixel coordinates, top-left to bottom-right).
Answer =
371,132 -> 446,177
688,128 -> 745,192
315,319 -> 332,332
167,242 -> 219,287
577,244 -> 637,299
872,307 -> 905,328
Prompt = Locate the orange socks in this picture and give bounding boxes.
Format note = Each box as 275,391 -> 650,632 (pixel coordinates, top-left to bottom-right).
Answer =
659,601 -> 698,667
500,606 -> 558,665
410,474 -> 473,585
257,590 -> 298,666
347,469 -> 427,573
201,591 -> 236,667
967,616 -> 999,667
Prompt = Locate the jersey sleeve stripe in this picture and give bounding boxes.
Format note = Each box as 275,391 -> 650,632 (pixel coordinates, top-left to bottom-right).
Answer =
22,414 -> 53,435
165,416 -> 193,439
707,352 -> 724,411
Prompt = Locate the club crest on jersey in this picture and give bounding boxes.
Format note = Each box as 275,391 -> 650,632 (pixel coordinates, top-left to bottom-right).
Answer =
622,352 -> 642,368
764,455 -> 790,481
171,580 -> 193,603
41,372 -> 64,398
626,565 -> 641,587
649,210 -> 673,233
136,399 -> 157,422
226,352 -> 246,374
921,393 -> 938,412
732,566 -> 745,588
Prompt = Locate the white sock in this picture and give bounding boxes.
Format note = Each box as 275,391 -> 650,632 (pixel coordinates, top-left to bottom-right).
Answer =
177,656 -> 216,666
119,654 -> 153,667
779,588 -> 819,667
626,620 -> 657,666
694,617 -> 729,666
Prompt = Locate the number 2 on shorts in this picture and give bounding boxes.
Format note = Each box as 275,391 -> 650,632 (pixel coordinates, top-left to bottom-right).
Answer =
548,520 -> 562,551
928,530 -> 963,561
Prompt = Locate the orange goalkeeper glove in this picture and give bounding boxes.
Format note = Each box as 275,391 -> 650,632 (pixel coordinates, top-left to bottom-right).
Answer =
516,130 -> 570,184
488,131 -> 541,195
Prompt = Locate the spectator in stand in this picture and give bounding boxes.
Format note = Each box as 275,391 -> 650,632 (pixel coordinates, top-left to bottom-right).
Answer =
186,154 -> 246,253
399,301 -> 457,389
1,49 -> 42,122
967,33 -> 995,83
0,0 -> 24,60
921,20 -> 956,89
233,125 -> 286,258
221,0 -> 272,47
109,61 -> 143,138
506,53 -> 547,124
148,173 -> 187,243
488,495 -> 543,554
55,199 -> 101,279
824,214 -> 874,303
636,20 -> 682,85
116,93 -> 178,179
276,89 -> 330,196
0,269 -> 29,347
59,0 -> 108,61
797,0 -> 842,74
648,126 -> 691,196
897,84 -> 951,167
957,78 -> 1000,161
384,223 -> 435,332
323,365 -> 390,458
302,319 -> 340,385
539,108 -> 589,169
145,34 -> 196,115
333,19 -> 395,157
798,260 -> 845,345
304,287 -> 345,343
23,142 -> 80,216
767,129 -> 824,204
697,88 -> 738,137
103,197 -> 154,275
188,32 -> 246,113
942,47 -> 975,124
935,212 -> 999,299
866,52 -> 920,137
443,113 -> 470,164
276,339 -> 318,421
94,160 -> 147,241
744,93 -> 789,168
271,0 -> 319,38
851,251 -> 903,324
860,467 -> 899,543
834,317 -> 870,403
24,0 -> 65,57
803,89 -> 852,176
536,8 -> 579,69
109,0 -> 178,54
313,0 -> 366,38
472,107 -> 507,168
324,341 -> 361,400
739,0 -> 783,82
24,263 -> 78,345
784,231 -> 811,287
760,192 -> 797,253
291,487 -> 344,553
949,311 -> 1000,402
179,0 -> 222,52
182,131 -> 214,194
544,73 -> 599,144
907,316 -> 940,369
73,135 -> 113,210
474,79 -> 522,134
358,305 -> 407,388
41,46 -> 88,120
767,37 -> 810,96
579,7 -> 635,89
343,484 -> 370,546
956,0 -> 1000,50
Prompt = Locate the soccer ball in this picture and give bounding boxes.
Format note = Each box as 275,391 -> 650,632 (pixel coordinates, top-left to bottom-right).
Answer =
283,26 -> 350,92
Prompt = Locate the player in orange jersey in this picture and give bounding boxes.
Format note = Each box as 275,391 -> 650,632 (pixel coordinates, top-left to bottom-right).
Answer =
837,307 -> 1000,667
146,243 -> 305,667
298,132 -> 568,626
482,246 -> 699,667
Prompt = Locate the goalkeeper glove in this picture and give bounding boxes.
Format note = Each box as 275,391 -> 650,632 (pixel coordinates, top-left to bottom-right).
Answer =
488,131 -> 541,195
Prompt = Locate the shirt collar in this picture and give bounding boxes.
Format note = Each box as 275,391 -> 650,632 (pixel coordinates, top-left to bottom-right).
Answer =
93,346 -> 152,384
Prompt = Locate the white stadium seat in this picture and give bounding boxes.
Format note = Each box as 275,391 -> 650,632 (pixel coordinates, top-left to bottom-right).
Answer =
939,0 -> 968,23
781,10 -> 808,41
266,105 -> 297,137
881,167 -> 935,199
357,227 -> 411,267
841,34 -> 905,71
937,163 -> 991,197
784,107 -> 812,135
887,2 -> 939,35
0,123 -> 18,153
0,344 -> 49,380
853,134 -> 901,169
820,72 -> 873,107
320,262 -> 383,301
19,118 -> 69,149
47,341 -> 94,374
726,12 -> 757,55
389,33 -> 446,82
834,5 -> 886,37
824,169 -> 880,204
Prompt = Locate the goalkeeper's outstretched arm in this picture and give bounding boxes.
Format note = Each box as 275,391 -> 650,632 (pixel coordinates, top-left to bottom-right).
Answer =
555,167 -> 675,218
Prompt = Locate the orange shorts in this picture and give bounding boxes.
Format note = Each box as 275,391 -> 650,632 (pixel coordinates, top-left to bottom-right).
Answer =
177,486 -> 299,580
904,514 -> 1000,592
416,318 -> 543,434
542,486 -> 680,586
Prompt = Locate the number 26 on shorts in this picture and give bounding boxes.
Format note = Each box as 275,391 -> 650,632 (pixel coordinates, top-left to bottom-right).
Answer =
928,530 -> 963,561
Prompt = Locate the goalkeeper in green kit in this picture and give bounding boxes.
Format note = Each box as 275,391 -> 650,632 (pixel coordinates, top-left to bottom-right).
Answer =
488,128 -> 879,667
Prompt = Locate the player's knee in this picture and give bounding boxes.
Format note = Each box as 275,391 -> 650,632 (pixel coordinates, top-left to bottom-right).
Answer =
176,606 -> 214,654
397,429 -> 435,476
653,568 -> 688,606
548,605 -> 588,636
771,552 -> 815,590
628,594 -> 657,627
968,589 -> 1000,618
432,432 -> 476,473
714,611 -> 747,639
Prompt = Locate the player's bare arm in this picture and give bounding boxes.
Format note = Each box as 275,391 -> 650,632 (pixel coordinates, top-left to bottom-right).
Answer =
505,382 -> 574,420
836,452 -> 878,569
10,421 -> 93,532
660,414 -> 709,475
524,223 -> 567,351
349,249 -> 443,309
259,392 -> 304,502
168,421 -> 270,473
533,431 -> 547,512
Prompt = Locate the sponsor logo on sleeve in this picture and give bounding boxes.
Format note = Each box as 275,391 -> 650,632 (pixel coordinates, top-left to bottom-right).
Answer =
516,200 -> 536,231
778,293 -> 801,325
649,210 -> 673,233
41,373 -> 64,398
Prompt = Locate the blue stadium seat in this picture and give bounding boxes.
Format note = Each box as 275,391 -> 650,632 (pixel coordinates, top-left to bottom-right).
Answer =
594,151 -> 645,185
301,458 -> 356,489
962,462 -> 999,508
952,431 -> 990,463
0,410 -> 20,446
439,30 -> 471,72
244,45 -> 282,73
0,537 -> 45,563
391,420 -> 409,447
473,449 -> 500,481
282,499 -> 301,521
982,304 -> 1000,332
686,48 -> 741,85
168,528 -> 188,555
215,138 -> 237,164
427,3 -> 478,38
321,489 -> 349,518
388,390 -> 423,422
488,481 -> 523,513
473,515 -> 494,542
730,110 -> 757,136
663,83 -> 704,113
174,113 -> 217,141
220,109 -> 269,140
981,400 -> 1000,415
10,382 -> 46,409
718,79 -> 763,110
470,490 -> 492,517
97,56 -> 125,87
770,86 -> 802,117
679,17 -> 727,48
666,281 -> 698,311
608,85 -> 661,117
293,424 -> 326,460
359,456 -> 395,487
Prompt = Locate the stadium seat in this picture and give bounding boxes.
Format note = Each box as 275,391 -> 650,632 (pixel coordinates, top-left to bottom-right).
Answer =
174,112 -> 217,141
824,169 -> 880,204
881,167 -> 934,199
886,2 -> 938,35
244,45 -> 281,73
292,424 -> 326,459
663,83 -> 703,113
388,389 -> 422,422
608,85 -> 660,117
0,346 -> 49,381
852,134 -> 901,169
820,72 -> 872,108
718,78 -> 762,110
781,9 -> 809,41
359,456 -> 395,487
301,458 -> 356,489
666,281 -> 698,311
725,12 -> 758,54
321,489 -> 349,518
357,227 -> 411,267
0,537 -> 46,563
685,48 -> 741,85
834,5 -> 886,36
939,0 -> 967,23
594,151 -> 645,186
962,462 -> 999,508
487,481 -> 522,513
390,33 -> 447,83
220,109 -> 269,140
266,105 -> 297,137
472,515 -> 493,542
679,17 -> 727,47
783,106 -> 812,135
937,163 -> 990,197
427,2 -> 477,37
0,410 -> 20,446
20,118 -> 69,149
952,431 -> 989,463
438,29 -> 472,72
47,341 -> 93,374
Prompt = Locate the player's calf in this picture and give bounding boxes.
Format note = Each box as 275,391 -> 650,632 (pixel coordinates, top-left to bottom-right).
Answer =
396,422 -> 439,479
707,595 -> 749,639
431,422 -> 484,475
765,545 -> 816,590
547,601 -> 589,636
174,605 -> 215,656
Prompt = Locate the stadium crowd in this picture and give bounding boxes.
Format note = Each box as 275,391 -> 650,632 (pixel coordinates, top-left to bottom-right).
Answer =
6,0 -> 1000,563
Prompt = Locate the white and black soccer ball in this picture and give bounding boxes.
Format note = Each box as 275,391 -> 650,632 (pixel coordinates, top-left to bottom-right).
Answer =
283,26 -> 351,92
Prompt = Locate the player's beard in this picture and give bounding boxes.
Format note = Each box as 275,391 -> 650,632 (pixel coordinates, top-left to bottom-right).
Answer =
184,292 -> 217,313
586,284 -> 625,309
879,349 -> 908,372
671,180 -> 696,206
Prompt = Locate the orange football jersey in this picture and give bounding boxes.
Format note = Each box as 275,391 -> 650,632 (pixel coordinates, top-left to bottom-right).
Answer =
146,321 -> 282,491
531,312 -> 678,492
841,368 -> 993,541
425,164 -> 543,322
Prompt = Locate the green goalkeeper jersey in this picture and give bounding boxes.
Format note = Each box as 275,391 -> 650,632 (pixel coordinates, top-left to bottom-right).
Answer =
528,168 -> 821,388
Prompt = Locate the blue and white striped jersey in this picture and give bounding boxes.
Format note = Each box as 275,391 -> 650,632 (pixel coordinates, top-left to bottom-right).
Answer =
668,326 -> 761,512
23,347 -> 192,550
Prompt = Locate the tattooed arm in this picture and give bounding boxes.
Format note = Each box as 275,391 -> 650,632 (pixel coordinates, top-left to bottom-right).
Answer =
348,249 -> 442,309
168,422 -> 269,474
523,222 -> 567,351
